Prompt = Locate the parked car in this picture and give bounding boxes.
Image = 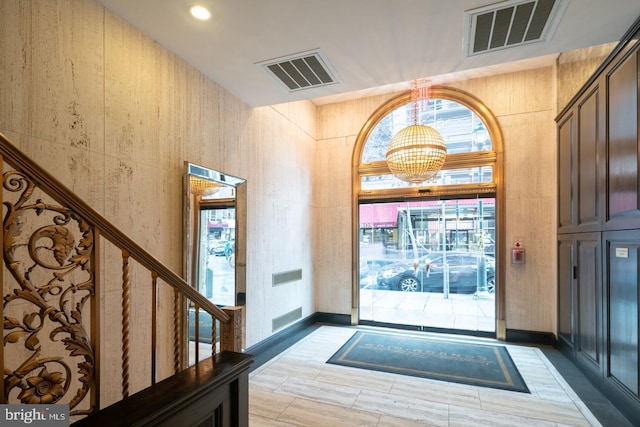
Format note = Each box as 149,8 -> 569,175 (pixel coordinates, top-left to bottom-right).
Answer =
360,258 -> 398,288
376,251 -> 495,294
210,239 -> 234,256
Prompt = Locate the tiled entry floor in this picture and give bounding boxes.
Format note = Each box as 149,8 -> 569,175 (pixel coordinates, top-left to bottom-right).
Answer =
249,325 -> 617,426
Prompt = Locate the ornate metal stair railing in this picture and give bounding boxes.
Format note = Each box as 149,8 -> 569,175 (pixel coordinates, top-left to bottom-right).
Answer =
0,132 -> 243,421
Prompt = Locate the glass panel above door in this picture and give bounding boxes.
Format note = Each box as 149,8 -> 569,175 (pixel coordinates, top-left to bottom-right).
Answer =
361,166 -> 494,191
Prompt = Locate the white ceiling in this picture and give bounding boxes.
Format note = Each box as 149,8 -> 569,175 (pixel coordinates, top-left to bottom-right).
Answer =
96,0 -> 640,107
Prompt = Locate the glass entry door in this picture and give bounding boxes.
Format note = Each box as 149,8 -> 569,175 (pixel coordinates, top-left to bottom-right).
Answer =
358,197 -> 496,334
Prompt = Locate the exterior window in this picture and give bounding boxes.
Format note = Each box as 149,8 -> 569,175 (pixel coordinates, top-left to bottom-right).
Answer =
362,99 -> 492,166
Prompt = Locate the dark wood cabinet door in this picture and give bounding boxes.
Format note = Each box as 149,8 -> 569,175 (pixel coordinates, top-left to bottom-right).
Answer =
558,113 -> 575,232
577,86 -> 604,230
606,51 -> 640,230
576,234 -> 602,378
558,235 -> 576,350
558,232 -> 603,379
605,230 -> 640,396
558,81 -> 605,234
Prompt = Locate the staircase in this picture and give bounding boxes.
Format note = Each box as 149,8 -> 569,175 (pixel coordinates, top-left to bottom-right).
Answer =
0,132 -> 251,425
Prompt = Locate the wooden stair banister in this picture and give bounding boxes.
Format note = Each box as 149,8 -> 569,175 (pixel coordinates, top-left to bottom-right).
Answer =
0,132 -> 229,323
0,131 -> 245,422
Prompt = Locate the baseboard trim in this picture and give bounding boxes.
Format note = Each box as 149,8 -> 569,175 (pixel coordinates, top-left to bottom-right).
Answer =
312,312 -> 351,326
245,312 -> 351,354
246,314 -> 316,356
358,320 -> 496,338
245,312 -> 350,370
506,328 -> 557,346
246,315 -> 558,371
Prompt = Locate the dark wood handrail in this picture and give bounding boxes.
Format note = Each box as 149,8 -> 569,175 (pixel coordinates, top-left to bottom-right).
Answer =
73,352 -> 253,427
0,131 -> 230,323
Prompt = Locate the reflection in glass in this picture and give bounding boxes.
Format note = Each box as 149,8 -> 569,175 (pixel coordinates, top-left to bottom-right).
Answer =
199,206 -> 236,306
358,198 -> 496,332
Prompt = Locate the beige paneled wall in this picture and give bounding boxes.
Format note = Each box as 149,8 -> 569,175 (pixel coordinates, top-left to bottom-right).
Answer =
0,0 -> 316,406
556,42 -> 617,112
314,93 -> 398,316
316,68 -> 558,334
450,69 -> 557,333
0,0 -> 106,206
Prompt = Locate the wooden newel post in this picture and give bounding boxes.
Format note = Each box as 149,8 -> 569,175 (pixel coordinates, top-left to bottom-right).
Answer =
221,306 -> 244,352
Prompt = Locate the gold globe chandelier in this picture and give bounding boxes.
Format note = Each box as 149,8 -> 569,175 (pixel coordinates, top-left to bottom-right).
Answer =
386,82 -> 447,185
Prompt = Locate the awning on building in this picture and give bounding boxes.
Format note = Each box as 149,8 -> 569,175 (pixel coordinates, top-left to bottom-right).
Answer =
359,199 -> 495,228
207,219 -> 235,229
359,204 -> 399,228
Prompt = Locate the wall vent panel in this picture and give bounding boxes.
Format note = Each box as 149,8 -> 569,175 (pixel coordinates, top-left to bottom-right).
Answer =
272,307 -> 302,332
273,269 -> 302,286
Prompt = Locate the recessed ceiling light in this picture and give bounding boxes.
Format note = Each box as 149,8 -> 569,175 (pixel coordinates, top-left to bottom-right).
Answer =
189,5 -> 211,20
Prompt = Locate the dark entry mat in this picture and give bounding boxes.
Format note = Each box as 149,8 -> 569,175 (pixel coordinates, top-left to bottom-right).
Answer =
327,330 -> 529,393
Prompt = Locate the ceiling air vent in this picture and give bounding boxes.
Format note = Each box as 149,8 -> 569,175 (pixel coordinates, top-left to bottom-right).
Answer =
465,0 -> 567,56
258,49 -> 340,92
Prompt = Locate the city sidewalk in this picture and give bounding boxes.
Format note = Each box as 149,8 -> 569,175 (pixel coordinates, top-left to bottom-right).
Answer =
360,289 -> 496,333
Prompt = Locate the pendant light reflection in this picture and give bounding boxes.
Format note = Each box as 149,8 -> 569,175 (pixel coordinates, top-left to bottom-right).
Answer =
189,176 -> 221,196
386,83 -> 447,185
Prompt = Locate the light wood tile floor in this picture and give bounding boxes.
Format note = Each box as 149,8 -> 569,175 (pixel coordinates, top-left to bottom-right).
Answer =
249,325 -> 602,426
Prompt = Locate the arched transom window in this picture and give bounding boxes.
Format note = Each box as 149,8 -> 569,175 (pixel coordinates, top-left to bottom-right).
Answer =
353,86 -> 503,199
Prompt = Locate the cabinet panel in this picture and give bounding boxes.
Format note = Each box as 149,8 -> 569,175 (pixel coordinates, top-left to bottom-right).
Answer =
577,88 -> 603,229
558,232 -> 603,379
558,114 -> 575,231
606,52 -> 640,229
577,237 -> 602,373
558,236 -> 576,350
605,232 -> 640,395
558,83 -> 605,234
